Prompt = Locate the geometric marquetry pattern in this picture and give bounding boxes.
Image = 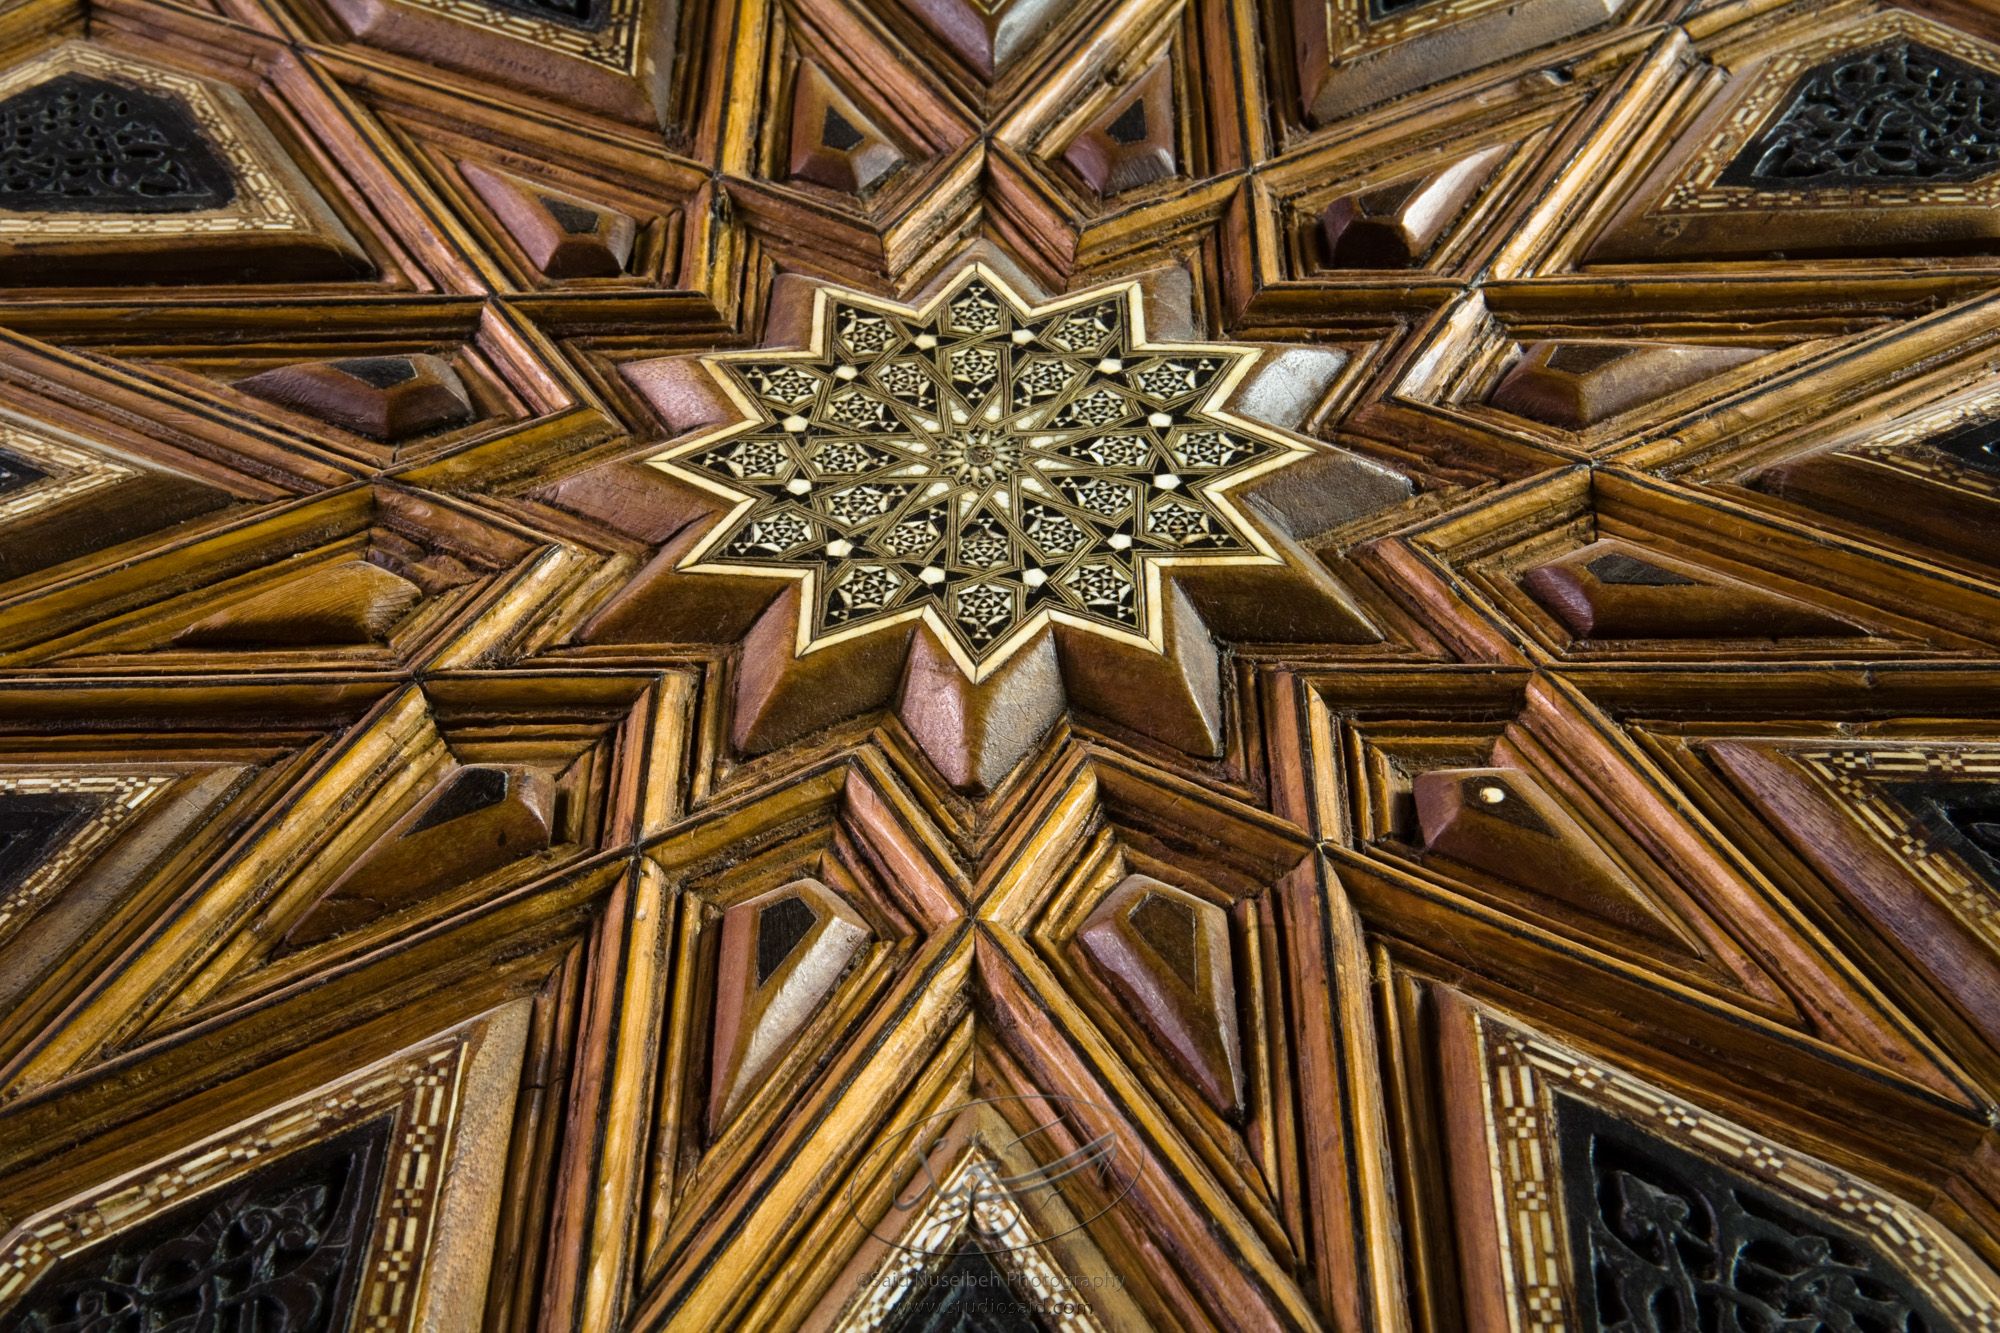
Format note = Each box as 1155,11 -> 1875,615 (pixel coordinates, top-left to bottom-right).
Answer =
656,266 -> 1305,674
839,1149 -> 1107,1333
0,771 -> 171,946
0,1014 -> 515,1333
1558,1096 -> 1947,1332
10,0 -> 2000,1329
7,1120 -> 388,1333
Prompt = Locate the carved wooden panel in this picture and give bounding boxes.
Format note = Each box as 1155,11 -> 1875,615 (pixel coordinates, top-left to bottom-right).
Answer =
8,0 -> 2000,1329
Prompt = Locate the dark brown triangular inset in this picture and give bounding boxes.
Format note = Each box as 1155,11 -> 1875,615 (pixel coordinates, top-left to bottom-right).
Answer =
0,791 -> 104,896
1523,539 -> 1865,641
282,764 -> 555,948
1320,145 -> 1506,268
1060,57 -> 1177,197
787,63 -> 905,196
707,877 -> 870,1135
236,355 -> 473,443
1075,873 -> 1244,1116
460,162 -> 636,279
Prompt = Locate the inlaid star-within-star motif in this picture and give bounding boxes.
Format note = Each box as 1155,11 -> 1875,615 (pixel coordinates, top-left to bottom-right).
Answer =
648,265 -> 1309,679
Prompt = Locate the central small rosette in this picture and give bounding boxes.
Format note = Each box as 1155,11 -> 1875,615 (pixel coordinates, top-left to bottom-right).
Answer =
931,420 -> 1022,489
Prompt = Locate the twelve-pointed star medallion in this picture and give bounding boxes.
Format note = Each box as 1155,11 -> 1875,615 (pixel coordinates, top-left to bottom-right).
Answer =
649,265 -> 1309,680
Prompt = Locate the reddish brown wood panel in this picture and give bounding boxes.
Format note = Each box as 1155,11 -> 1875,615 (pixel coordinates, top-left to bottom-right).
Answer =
4,0 -> 2000,1330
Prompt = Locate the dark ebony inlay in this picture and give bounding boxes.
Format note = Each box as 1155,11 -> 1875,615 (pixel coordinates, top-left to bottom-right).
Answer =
1104,99 -> 1149,147
0,790 -> 103,896
0,73 -> 236,214
478,0 -> 612,32
1585,553 -> 1697,587
330,357 -> 419,390
1925,416 -> 2000,478
540,196 -> 600,235
0,448 -> 49,496
821,105 -> 865,152
1888,780 -> 2000,894
1556,1095 -> 1947,1333
407,767 -> 511,835
1721,42 -> 2000,188
1367,0 -> 1443,21
754,894 -> 819,985
1544,344 -> 1641,375
1129,892 -> 1200,990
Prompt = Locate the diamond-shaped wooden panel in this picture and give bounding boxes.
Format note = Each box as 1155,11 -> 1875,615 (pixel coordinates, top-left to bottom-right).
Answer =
4,0 -> 2000,1328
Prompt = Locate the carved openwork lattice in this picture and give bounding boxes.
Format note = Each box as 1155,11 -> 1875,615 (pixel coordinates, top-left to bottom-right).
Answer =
1557,1097 -> 1944,1333
0,74 -> 235,213
10,1121 -> 388,1333
1722,43 -> 2000,188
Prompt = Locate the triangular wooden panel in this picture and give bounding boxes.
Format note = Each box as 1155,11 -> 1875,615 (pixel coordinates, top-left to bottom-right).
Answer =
1748,411 -> 2000,571
316,0 -> 688,129
237,355 -> 475,443
0,413 -> 242,592
0,43 -> 370,284
786,62 -> 906,197
1335,690 -> 1927,1055
1589,12 -> 2000,262
1521,538 -> 1864,641
1074,872 -> 1245,1117
1320,145 -> 1507,269
28,680 -> 650,1070
1410,763 -> 1692,946
460,162 -> 638,278
284,763 -> 557,947
1059,55 -> 1177,198
0,489 -> 551,671
1439,1000 -> 2000,1333
707,876 -> 871,1135
1707,739 -> 2000,1054
900,0 -> 1067,81
0,1005 -> 529,1332
1488,342 -> 1767,430
174,560 -> 425,648
1287,0 -> 1630,125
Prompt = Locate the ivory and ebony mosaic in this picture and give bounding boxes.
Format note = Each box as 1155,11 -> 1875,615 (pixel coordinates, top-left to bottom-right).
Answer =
9,1122 -> 388,1333
656,267 -> 1310,674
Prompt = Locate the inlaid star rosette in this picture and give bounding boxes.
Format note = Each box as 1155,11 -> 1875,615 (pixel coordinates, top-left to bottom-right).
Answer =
611,258 -> 1408,789
653,265 -> 1310,678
